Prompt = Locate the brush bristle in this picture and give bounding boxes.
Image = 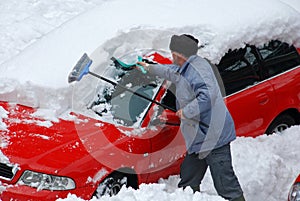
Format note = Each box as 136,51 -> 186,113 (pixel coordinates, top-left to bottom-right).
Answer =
68,53 -> 92,83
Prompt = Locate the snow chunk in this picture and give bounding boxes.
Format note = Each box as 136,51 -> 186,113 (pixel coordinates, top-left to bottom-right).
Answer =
0,106 -> 9,130
23,119 -> 53,128
0,150 -> 10,164
117,127 -> 146,137
32,108 -> 59,122
28,133 -> 51,140
0,78 -> 72,118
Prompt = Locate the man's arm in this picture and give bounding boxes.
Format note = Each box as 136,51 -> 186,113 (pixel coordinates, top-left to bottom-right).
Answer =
138,62 -> 181,84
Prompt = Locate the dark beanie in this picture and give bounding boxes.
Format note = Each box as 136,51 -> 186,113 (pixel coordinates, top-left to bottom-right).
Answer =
169,34 -> 199,58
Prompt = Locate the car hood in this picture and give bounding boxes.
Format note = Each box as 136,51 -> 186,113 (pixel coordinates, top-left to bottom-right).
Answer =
0,101 -> 116,174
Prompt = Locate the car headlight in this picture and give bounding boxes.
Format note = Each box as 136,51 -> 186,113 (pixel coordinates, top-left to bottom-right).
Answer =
18,170 -> 75,191
289,182 -> 300,201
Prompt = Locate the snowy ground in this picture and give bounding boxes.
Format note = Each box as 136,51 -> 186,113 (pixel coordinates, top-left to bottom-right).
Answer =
1,0 -> 300,200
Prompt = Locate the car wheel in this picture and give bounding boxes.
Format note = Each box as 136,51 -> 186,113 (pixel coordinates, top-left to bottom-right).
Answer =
93,172 -> 127,198
266,114 -> 296,134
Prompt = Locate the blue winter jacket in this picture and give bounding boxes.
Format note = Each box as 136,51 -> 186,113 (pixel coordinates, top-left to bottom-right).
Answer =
149,55 -> 236,154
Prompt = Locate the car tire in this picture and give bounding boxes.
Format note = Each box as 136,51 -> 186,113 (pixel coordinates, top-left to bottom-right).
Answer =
266,114 -> 296,134
93,172 -> 128,198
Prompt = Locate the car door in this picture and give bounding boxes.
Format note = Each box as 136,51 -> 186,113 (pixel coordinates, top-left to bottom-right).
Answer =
87,67 -> 167,178
142,82 -> 186,183
256,40 -> 300,123
225,81 -> 276,137
217,46 -> 277,137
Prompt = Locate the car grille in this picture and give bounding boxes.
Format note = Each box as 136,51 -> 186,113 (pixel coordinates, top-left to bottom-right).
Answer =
0,162 -> 18,181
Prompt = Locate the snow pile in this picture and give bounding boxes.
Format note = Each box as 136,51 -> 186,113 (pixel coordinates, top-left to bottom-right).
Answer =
3,0 -> 300,84
231,126 -> 300,201
58,183 -> 226,201
0,78 -> 72,115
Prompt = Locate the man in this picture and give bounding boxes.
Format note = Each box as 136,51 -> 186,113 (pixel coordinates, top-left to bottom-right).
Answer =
137,34 -> 245,201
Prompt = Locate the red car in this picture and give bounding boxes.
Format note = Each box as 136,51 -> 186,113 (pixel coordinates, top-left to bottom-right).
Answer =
288,174 -> 300,201
219,40 -> 300,136
0,40 -> 300,200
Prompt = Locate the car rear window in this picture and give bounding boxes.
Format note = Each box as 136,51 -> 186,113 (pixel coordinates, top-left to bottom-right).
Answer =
217,46 -> 260,95
257,40 -> 300,78
216,40 -> 300,96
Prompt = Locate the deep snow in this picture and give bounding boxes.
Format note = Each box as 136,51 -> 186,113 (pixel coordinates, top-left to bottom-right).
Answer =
1,0 -> 300,200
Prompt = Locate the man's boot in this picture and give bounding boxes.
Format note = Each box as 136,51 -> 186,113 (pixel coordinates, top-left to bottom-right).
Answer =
191,186 -> 200,193
231,194 -> 246,201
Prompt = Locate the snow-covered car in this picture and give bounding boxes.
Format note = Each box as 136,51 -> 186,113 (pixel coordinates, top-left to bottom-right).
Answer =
218,40 -> 300,135
288,174 -> 300,201
1,0 -> 300,200
1,39 -> 300,200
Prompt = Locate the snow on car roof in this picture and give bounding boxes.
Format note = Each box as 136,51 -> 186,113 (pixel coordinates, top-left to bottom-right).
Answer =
1,0 -> 300,88
0,0 -> 299,114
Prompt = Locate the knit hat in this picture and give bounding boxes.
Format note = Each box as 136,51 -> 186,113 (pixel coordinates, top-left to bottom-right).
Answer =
169,34 -> 199,58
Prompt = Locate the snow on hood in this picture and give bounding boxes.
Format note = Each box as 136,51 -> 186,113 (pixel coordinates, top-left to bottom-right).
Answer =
0,0 -> 299,115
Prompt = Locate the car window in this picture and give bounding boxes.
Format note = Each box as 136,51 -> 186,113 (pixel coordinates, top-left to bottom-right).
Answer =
111,70 -> 162,126
257,40 -> 300,78
160,83 -> 177,111
91,69 -> 163,126
217,46 -> 260,95
149,82 -> 177,126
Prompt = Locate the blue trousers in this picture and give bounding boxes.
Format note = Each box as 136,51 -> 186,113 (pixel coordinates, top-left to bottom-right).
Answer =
178,143 -> 243,200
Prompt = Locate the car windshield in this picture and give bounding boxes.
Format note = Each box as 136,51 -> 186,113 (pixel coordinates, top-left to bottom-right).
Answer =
89,51 -> 164,127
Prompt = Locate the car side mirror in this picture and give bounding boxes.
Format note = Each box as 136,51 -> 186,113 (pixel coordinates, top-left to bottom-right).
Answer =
158,109 -> 180,125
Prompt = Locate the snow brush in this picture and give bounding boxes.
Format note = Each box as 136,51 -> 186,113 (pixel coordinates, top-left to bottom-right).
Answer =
68,53 -> 177,112
111,56 -> 147,74
68,53 -> 209,128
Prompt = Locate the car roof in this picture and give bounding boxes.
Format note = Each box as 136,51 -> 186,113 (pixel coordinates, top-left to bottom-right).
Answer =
1,0 -> 300,118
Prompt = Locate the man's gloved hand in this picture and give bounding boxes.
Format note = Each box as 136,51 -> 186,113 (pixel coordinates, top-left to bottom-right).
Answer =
136,61 -> 150,72
176,109 -> 186,119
